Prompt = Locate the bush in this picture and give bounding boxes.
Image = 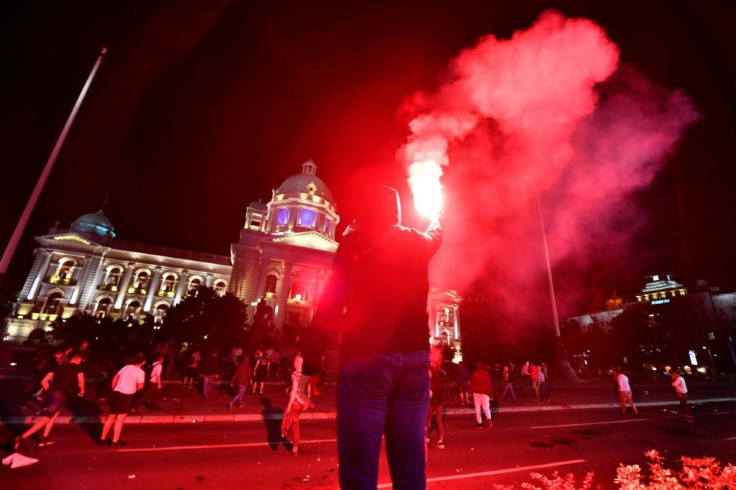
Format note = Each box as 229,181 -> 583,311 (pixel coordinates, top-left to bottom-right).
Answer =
492,450 -> 736,489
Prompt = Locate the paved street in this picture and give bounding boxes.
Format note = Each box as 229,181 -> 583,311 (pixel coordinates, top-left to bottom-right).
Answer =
2,376 -> 736,488
2,401 -> 736,489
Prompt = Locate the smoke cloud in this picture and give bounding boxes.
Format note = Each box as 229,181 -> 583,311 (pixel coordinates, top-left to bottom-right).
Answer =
401,11 -> 700,329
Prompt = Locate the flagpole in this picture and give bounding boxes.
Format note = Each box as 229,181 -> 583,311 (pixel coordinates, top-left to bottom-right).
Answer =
0,47 -> 107,278
537,194 -> 561,338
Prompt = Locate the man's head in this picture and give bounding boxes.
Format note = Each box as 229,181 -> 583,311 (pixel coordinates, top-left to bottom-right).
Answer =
294,354 -> 304,371
353,185 -> 401,229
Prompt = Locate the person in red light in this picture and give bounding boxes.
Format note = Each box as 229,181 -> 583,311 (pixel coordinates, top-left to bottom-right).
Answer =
304,184 -> 442,490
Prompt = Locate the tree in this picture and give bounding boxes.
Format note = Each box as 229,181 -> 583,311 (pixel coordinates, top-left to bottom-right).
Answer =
160,286 -> 249,352
609,307 -> 655,369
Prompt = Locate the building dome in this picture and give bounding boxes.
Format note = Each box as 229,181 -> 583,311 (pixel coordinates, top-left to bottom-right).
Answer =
276,160 -> 334,203
70,209 -> 117,238
249,199 -> 267,210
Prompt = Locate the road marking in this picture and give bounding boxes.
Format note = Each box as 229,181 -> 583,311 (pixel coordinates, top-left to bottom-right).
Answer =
531,419 -> 647,429
376,459 -> 586,488
715,411 -> 736,415
116,438 -> 338,453
725,436 -> 736,440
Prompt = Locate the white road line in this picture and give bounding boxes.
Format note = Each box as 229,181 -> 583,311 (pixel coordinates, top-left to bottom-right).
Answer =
531,419 -> 647,429
116,438 -> 338,453
724,436 -> 736,440
376,459 -> 586,488
715,411 -> 736,415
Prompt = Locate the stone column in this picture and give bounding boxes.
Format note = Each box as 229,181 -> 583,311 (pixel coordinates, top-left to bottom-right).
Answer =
275,263 -> 294,329
114,263 -> 135,309
26,249 -> 53,301
144,267 -> 162,312
174,270 -> 189,305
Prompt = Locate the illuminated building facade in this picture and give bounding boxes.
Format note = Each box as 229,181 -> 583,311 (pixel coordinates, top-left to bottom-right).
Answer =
4,160 -> 462,350
3,210 -> 232,340
429,288 -> 463,361
565,274 -> 736,373
229,160 -> 340,331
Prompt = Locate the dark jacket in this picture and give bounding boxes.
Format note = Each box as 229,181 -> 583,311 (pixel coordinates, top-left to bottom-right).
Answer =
309,221 -> 442,360
469,368 -> 493,396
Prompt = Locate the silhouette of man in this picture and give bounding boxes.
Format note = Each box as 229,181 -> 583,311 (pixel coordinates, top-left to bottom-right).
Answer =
307,185 -> 441,489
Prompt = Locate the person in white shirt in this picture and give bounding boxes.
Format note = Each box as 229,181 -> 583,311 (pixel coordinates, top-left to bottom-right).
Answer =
99,354 -> 145,446
670,370 -> 694,421
131,354 -> 164,413
613,368 -> 638,415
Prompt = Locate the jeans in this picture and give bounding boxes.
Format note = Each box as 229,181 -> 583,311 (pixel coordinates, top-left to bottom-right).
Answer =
231,384 -> 247,407
202,375 -> 216,399
337,351 -> 430,490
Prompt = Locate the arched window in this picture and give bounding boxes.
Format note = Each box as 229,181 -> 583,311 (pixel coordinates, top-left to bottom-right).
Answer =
188,276 -> 203,294
297,208 -> 317,228
53,258 -> 76,284
154,303 -> 169,325
160,273 -> 178,295
264,275 -> 278,294
94,297 -> 113,319
124,300 -> 141,321
133,269 -> 150,290
43,292 -> 64,315
213,280 -> 227,296
104,265 -> 123,288
276,208 -> 291,227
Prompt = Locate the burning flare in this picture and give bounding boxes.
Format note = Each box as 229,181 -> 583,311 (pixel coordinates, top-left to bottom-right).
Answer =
407,159 -> 444,222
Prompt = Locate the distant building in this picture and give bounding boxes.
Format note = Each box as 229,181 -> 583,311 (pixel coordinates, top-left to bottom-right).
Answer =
229,160 -> 340,332
4,160 -> 462,350
565,274 -> 736,373
3,209 -> 232,340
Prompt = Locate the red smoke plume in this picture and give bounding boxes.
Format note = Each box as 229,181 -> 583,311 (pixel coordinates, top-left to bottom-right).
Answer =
401,11 -> 700,330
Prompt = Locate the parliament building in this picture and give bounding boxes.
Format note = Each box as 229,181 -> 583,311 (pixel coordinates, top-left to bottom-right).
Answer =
3,161 -> 462,353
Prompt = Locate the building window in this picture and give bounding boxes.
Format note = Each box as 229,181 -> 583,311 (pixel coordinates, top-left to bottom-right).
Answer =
123,300 -> 141,321
159,273 -> 177,296
264,275 -> 278,295
188,276 -> 203,295
103,265 -> 123,289
276,208 -> 290,227
43,292 -> 64,315
250,215 -> 263,230
290,281 -> 308,301
52,258 -> 76,284
95,297 -> 112,319
297,208 -> 316,228
214,280 -> 227,296
323,218 -> 332,235
133,270 -> 150,289
154,304 -> 169,325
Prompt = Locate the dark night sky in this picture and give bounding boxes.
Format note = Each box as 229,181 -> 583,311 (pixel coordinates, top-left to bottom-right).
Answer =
1,0 -> 735,316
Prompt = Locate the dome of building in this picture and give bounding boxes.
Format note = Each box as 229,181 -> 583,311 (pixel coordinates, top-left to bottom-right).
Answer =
248,199 -> 267,210
70,209 -> 117,238
276,160 -> 334,203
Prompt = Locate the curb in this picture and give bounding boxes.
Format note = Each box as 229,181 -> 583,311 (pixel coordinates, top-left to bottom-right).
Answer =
3,398 -> 734,426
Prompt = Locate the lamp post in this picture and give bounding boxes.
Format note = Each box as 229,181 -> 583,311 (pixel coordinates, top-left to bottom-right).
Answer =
537,194 -> 578,380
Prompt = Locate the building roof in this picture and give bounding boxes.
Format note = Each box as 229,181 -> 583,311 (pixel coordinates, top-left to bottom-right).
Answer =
69,209 -> 117,238
276,160 -> 334,203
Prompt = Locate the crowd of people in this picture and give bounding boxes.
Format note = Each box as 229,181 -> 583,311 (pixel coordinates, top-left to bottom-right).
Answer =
10,337 -> 322,452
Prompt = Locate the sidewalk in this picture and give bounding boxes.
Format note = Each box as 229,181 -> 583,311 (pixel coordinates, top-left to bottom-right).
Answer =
4,375 -> 736,426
